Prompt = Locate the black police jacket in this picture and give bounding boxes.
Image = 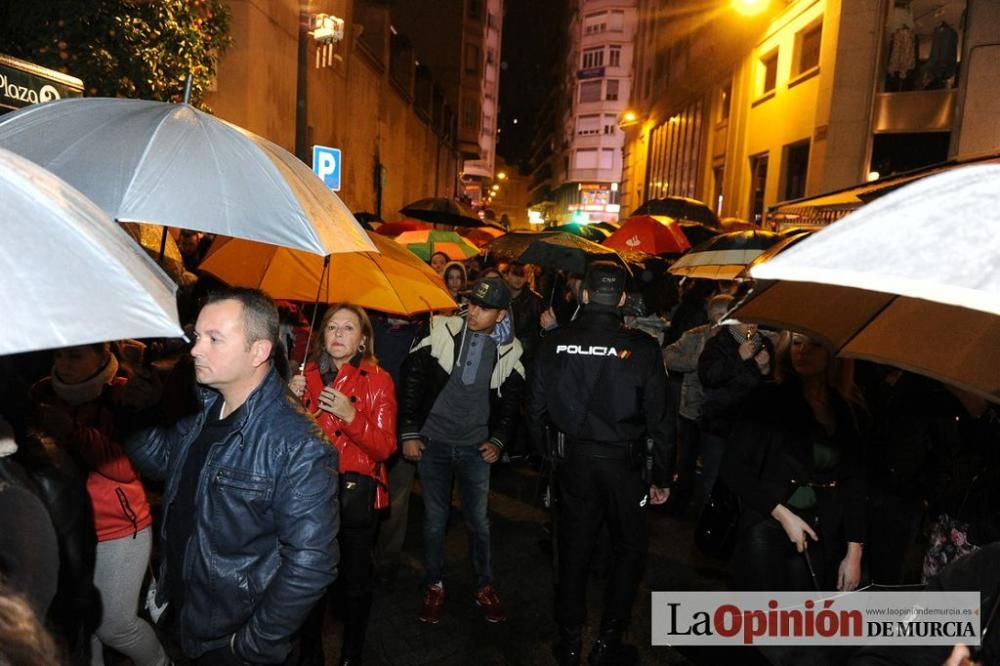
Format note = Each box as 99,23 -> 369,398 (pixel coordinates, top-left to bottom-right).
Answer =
126,367 -> 339,663
528,304 -> 674,487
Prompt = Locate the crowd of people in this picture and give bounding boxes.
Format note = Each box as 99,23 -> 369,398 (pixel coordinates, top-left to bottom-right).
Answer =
0,230 -> 997,666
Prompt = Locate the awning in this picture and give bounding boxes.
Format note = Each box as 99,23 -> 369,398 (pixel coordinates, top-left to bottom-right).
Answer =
0,54 -> 83,113
767,152 -> 1000,229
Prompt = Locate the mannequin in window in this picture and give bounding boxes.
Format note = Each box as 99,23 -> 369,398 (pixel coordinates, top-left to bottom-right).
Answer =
887,25 -> 917,92
923,18 -> 958,90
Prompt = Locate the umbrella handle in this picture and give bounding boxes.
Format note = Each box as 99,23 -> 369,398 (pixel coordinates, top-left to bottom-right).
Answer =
299,255 -> 331,374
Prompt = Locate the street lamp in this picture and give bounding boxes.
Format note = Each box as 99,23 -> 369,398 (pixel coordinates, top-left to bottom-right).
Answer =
619,110 -> 639,128
496,171 -> 507,180
732,0 -> 769,16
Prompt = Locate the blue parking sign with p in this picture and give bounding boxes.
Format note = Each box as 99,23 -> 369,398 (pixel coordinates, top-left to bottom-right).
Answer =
312,145 -> 341,192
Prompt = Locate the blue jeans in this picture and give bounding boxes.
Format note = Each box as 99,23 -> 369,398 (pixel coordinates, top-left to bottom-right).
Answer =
418,440 -> 493,587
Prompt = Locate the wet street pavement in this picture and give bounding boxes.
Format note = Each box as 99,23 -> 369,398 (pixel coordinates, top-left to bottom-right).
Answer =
339,460 -> 730,665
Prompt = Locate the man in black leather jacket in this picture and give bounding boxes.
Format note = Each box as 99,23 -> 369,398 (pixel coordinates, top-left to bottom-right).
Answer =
528,261 -> 672,666
127,288 -> 339,665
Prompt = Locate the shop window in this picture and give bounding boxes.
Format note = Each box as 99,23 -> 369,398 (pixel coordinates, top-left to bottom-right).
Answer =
748,152 -> 769,223
759,49 -> 778,96
580,80 -> 602,103
582,47 -> 604,69
712,163 -> 725,214
781,140 -> 810,200
605,79 -> 620,101
884,0 -> 963,92
794,21 -> 822,77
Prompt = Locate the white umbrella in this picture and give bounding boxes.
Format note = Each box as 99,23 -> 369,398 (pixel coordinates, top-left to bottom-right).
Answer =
0,147 -> 183,355
736,164 -> 1000,401
0,97 -> 375,257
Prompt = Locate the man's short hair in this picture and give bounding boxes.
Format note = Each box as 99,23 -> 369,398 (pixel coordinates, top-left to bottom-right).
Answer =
204,287 -> 280,353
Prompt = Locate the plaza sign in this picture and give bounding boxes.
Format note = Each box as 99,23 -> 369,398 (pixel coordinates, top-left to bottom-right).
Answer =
0,54 -> 83,113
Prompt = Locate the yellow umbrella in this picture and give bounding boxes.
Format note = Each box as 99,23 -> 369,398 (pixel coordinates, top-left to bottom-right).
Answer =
199,232 -> 457,316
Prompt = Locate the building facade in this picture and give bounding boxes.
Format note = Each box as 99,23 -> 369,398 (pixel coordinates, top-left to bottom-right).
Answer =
536,0 -> 638,226
621,0 -> 1000,226
206,0 -> 504,221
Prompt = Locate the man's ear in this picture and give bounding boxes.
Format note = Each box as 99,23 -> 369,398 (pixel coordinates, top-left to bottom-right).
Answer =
617,292 -> 627,307
250,339 -> 274,369
581,289 -> 591,305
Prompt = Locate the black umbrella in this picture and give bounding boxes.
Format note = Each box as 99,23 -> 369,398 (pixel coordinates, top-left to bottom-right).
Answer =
558,222 -> 612,242
484,231 -> 627,275
400,197 -> 483,228
631,196 -> 721,229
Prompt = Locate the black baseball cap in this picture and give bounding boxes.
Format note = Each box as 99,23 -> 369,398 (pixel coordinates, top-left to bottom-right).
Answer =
584,261 -> 627,306
466,277 -> 512,310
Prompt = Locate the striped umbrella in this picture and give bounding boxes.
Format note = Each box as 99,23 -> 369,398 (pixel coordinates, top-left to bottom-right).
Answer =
669,229 -> 782,280
395,230 -> 480,261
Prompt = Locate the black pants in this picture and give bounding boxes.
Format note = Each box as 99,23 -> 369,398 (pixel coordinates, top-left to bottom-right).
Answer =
555,452 -> 648,636
298,510 -> 378,664
733,517 -> 826,592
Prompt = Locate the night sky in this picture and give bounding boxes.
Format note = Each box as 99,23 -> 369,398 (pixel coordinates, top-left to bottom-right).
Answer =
496,0 -> 566,171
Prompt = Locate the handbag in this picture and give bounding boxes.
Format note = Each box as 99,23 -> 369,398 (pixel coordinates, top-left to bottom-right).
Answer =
694,479 -> 740,558
339,468 -> 381,529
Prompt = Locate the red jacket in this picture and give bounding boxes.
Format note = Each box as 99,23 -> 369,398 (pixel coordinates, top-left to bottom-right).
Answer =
33,378 -> 152,542
302,358 -> 397,509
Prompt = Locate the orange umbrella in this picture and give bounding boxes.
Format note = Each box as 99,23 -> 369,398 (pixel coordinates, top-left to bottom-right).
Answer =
199,232 -> 456,316
394,230 -> 480,261
373,219 -> 432,236
603,215 -> 691,255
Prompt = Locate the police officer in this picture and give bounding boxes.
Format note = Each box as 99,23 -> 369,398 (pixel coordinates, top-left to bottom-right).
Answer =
528,261 -> 672,666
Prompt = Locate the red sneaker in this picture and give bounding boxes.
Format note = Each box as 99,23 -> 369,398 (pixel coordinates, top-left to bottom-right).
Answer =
475,584 -> 507,623
418,583 -> 444,624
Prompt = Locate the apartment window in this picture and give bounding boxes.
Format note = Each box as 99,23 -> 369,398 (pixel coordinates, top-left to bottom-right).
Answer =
608,45 -> 622,68
759,49 -> 778,96
577,114 -> 601,135
487,11 -> 498,30
782,140 -> 810,200
580,80 -> 602,103
794,21 -> 822,76
605,79 -> 620,101
482,114 -> 493,134
575,149 -> 598,169
748,152 -> 769,223
718,81 -> 732,122
584,12 -> 607,35
465,43 -> 480,75
463,99 -> 478,129
486,48 -> 496,65
609,10 -> 625,32
712,163 -> 725,214
599,148 -> 615,170
582,47 -> 604,69
467,0 -> 482,21
603,114 -> 617,134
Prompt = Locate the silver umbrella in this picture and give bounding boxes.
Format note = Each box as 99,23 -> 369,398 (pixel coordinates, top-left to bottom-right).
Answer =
0,148 -> 183,355
0,97 -> 375,256
735,164 -> 1000,402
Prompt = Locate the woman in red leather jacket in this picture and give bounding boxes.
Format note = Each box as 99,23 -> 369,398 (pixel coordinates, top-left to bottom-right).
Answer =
289,304 -> 396,666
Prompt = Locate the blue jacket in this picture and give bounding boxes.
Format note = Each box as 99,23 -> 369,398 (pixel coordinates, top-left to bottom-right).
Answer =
127,367 -> 339,662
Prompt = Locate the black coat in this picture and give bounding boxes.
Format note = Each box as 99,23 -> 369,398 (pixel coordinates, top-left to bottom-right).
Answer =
697,328 -> 773,435
528,304 -> 674,487
398,317 -> 525,450
721,381 -> 867,545
509,288 -> 543,363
